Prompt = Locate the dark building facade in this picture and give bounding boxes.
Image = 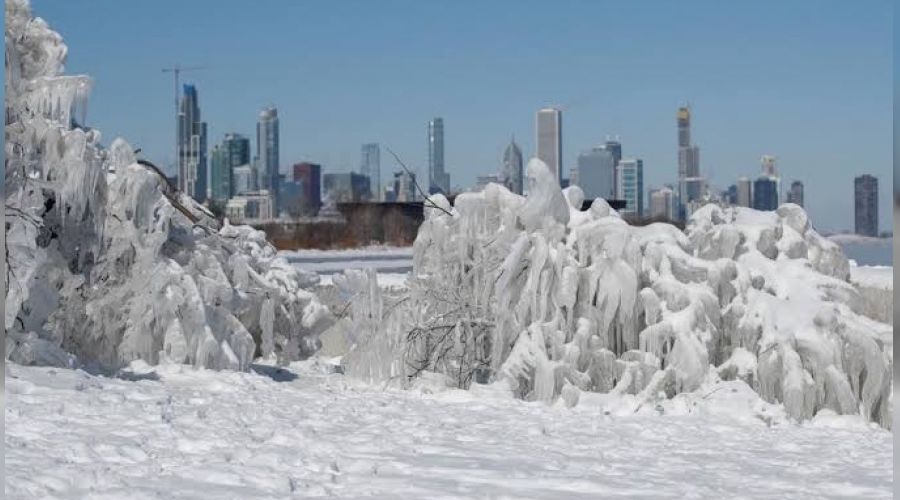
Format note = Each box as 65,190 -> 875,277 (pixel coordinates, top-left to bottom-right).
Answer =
854,174 -> 878,236
292,162 -> 322,217
786,180 -> 804,207
324,172 -> 371,203
752,177 -> 778,211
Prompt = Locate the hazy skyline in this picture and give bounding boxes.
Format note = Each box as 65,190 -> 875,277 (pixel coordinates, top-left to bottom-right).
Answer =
34,0 -> 892,232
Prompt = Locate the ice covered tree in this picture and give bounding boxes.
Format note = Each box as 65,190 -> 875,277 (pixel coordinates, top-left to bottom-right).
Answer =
4,0 -> 331,371
340,158 -> 892,427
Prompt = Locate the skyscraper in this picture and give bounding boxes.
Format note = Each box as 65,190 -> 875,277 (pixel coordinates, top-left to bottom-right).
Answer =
209,144 -> 227,202
736,177 -> 752,207
854,174 -> 878,236
604,138 -> 622,190
753,177 -> 778,211
502,137 -> 524,194
676,106 -> 701,219
177,84 -> 207,202
293,162 -> 322,216
616,158 -> 644,216
786,180 -> 804,207
257,107 -> 280,212
361,143 -> 381,200
536,107 -> 562,183
427,118 -> 449,194
577,146 -> 616,201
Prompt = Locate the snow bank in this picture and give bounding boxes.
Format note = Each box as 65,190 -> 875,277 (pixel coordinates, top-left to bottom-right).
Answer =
339,161 -> 892,427
4,0 -> 331,371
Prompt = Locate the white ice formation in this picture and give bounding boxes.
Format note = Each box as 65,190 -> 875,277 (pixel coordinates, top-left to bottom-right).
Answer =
5,0 -> 331,371
341,159 -> 892,428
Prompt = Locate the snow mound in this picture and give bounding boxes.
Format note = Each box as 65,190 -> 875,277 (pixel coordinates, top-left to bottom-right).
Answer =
340,169 -> 892,427
5,0 -> 331,371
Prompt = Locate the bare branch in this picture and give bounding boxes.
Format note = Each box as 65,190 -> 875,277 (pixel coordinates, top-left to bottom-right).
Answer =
384,146 -> 453,218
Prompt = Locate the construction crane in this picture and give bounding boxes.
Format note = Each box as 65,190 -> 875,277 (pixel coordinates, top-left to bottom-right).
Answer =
162,64 -> 206,188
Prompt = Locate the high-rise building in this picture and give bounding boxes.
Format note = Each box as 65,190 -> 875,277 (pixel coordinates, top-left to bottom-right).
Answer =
209,144 -> 228,202
604,138 -> 622,190
257,107 -> 280,212
292,162 -> 322,217
753,176 -> 778,211
649,186 -> 676,220
676,106 -> 702,219
786,180 -> 804,207
736,177 -> 752,207
210,133 -> 251,202
616,158 -> 644,216
854,174 -> 878,236
577,146 -> 616,201
177,84 -> 207,202
536,107 -> 562,183
361,143 -> 381,200
427,118 -> 449,194
502,137 -> 524,194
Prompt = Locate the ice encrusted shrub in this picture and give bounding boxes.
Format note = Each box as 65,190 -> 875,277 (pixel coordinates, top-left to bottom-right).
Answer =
341,158 -> 892,427
5,0 -> 331,371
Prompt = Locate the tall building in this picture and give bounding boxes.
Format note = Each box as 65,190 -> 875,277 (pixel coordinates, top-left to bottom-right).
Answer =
676,106 -> 702,219
854,174 -> 878,236
753,176 -> 778,211
257,107 -> 280,212
292,162 -> 322,217
502,136 -> 524,194
427,118 -> 449,194
577,146 -> 616,201
616,158 -> 644,216
604,138 -> 622,190
209,145 -> 228,203
736,177 -> 752,207
649,186 -> 676,220
361,143 -> 381,200
177,84 -> 207,202
210,133 -> 251,202
786,180 -> 804,207
536,107 -> 562,183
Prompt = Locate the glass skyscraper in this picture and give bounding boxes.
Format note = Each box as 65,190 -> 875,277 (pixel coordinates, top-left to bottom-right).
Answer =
427,118 -> 449,194
177,84 -> 207,202
616,158 -> 644,216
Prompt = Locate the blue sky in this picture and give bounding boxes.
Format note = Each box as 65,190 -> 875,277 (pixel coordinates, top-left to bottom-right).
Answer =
33,0 -> 892,232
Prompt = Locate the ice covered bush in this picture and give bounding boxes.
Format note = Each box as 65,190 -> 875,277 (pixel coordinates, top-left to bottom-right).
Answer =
5,0 -> 331,371
340,159 -> 892,427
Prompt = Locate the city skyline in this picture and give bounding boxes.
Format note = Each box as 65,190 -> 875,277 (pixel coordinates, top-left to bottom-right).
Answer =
34,0 -> 892,232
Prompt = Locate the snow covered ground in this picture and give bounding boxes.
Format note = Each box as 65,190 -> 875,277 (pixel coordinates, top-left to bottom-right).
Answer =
6,360 -> 892,499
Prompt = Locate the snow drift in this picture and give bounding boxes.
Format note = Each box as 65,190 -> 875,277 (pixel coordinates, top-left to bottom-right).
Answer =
340,159 -> 892,428
4,0 -> 331,371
